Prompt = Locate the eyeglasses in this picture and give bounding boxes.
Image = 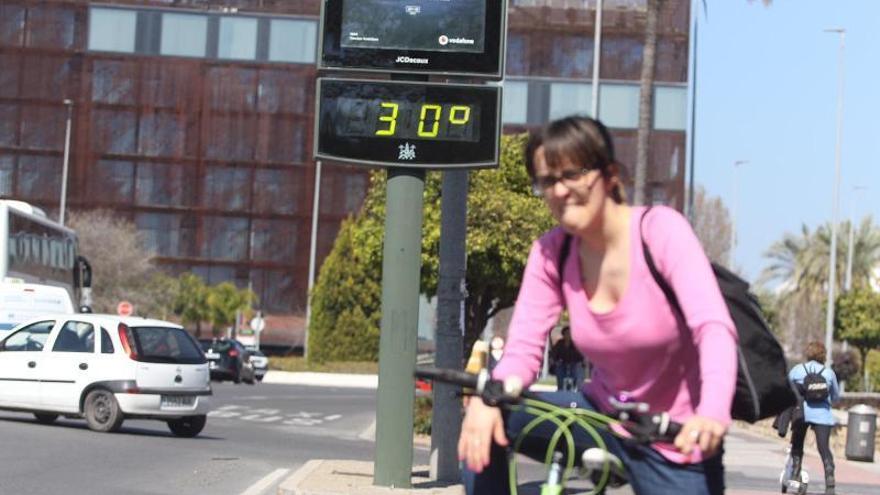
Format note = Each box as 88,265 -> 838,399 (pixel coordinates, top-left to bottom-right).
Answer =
532,168 -> 594,196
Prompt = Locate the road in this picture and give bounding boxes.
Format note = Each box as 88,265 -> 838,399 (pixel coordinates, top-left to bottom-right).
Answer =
0,382 -> 427,495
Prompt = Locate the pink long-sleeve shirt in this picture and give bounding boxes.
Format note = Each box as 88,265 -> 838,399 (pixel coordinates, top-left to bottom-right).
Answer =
492,206 -> 738,463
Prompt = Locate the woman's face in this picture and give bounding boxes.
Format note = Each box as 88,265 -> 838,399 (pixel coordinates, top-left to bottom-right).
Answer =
532,145 -> 608,234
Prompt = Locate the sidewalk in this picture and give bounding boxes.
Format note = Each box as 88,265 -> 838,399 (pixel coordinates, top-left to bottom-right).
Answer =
263,373 -> 878,493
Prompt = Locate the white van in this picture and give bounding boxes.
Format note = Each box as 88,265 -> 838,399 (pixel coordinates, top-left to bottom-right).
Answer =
0,282 -> 75,337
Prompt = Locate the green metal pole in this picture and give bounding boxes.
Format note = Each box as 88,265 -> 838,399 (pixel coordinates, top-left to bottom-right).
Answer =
374,167 -> 425,488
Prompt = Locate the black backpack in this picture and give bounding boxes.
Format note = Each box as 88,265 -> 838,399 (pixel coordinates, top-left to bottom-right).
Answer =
556,210 -> 796,423
801,364 -> 830,402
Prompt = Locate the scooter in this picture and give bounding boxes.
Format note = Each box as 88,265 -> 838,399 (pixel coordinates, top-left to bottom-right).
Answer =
779,446 -> 809,494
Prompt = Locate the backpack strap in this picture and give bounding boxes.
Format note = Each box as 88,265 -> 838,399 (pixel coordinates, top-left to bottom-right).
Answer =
640,207 -> 684,317
558,233 -> 572,287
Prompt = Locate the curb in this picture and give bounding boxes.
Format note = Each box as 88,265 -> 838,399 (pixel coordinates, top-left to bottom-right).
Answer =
276,460 -> 462,495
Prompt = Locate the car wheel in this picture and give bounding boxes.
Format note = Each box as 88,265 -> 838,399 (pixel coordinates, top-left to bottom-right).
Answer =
167,415 -> 207,438
233,363 -> 242,384
34,413 -> 59,424
84,388 -> 124,433
255,375 -> 263,382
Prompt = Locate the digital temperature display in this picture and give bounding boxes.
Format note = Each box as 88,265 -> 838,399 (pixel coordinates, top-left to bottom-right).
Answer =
335,98 -> 480,142
315,78 -> 500,168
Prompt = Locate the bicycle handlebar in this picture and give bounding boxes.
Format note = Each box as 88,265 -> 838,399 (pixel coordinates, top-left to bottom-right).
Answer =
415,366 -> 682,443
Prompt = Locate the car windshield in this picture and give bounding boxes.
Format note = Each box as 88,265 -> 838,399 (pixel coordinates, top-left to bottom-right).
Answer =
129,326 -> 206,364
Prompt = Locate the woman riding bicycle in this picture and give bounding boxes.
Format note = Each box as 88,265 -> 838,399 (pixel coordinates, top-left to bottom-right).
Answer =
459,116 -> 738,494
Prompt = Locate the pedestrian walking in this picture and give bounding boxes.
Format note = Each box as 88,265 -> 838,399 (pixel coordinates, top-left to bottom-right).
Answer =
788,341 -> 841,495
549,326 -> 585,391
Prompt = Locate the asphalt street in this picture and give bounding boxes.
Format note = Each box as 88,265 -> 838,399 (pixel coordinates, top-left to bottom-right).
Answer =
0,382 -> 428,495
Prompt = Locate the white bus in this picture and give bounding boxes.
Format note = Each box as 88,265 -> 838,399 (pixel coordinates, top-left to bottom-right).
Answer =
0,200 -> 92,314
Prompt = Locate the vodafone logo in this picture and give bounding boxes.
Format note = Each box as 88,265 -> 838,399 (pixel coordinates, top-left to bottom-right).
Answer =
438,35 -> 449,46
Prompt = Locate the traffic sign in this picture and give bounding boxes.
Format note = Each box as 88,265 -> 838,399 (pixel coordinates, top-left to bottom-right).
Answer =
117,301 -> 133,317
250,315 -> 265,333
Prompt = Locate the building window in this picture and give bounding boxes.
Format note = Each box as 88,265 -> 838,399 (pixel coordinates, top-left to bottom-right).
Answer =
502,81 -> 528,125
253,169 -> 300,215
135,212 -> 194,257
91,109 -> 137,154
135,163 -> 188,207
0,156 -> 13,196
88,8 -> 137,53
599,83 -> 639,129
0,4 -> 25,47
0,103 -> 17,147
549,82 -> 592,121
252,219 -> 297,262
218,17 -> 258,60
505,34 -> 528,76
26,6 -> 76,49
92,60 -> 136,105
549,35 -> 592,78
203,167 -> 251,211
160,13 -> 207,57
138,112 -> 189,157
269,19 -> 317,64
653,86 -> 687,131
202,216 -> 248,261
19,104 -> 65,151
16,155 -> 60,201
92,160 -> 134,203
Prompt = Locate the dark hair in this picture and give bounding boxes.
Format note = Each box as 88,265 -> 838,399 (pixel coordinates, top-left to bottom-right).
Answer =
804,341 -> 826,363
524,116 -> 624,202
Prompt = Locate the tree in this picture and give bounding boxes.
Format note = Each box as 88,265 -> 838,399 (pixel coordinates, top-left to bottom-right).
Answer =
308,134 -> 555,362
139,272 -> 179,320
174,273 -> 209,337
67,210 -> 156,313
835,289 -> 880,390
633,0 -> 663,205
690,185 -> 733,266
205,282 -> 256,337
759,218 -> 880,354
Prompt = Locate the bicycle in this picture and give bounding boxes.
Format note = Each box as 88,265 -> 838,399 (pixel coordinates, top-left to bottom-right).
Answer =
416,367 -> 683,495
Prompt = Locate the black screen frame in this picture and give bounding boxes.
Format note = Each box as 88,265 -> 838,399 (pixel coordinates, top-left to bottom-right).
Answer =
319,0 -> 506,79
314,78 -> 500,169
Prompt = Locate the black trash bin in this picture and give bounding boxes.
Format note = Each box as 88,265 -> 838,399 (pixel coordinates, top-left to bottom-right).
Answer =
845,404 -> 877,462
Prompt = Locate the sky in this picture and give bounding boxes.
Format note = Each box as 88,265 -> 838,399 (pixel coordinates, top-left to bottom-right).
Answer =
694,0 -> 880,284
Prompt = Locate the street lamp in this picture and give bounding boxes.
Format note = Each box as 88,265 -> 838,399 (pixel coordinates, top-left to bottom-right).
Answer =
823,27 -> 845,366
844,185 -> 867,292
304,160 -> 322,361
730,159 -> 749,267
59,99 -> 73,226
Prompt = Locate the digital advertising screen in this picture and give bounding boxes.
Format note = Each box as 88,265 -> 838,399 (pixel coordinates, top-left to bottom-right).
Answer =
319,0 -> 505,78
340,0 -> 486,53
315,78 -> 500,168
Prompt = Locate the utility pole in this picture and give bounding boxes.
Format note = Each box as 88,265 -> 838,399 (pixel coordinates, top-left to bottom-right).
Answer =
59,99 -> 73,226
430,170 -> 467,482
823,27 -> 845,366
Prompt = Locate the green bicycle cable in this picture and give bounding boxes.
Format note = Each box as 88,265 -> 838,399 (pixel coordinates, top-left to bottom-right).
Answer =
505,399 -> 623,495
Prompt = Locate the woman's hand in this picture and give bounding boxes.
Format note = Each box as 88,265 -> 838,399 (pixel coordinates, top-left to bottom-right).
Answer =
458,397 -> 507,472
673,415 -> 727,457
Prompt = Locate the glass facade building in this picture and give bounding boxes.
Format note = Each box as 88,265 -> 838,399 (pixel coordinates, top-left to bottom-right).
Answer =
0,0 -> 690,346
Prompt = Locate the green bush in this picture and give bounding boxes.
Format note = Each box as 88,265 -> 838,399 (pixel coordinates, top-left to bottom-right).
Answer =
414,396 -> 433,436
307,216 -> 382,363
307,135 -> 553,363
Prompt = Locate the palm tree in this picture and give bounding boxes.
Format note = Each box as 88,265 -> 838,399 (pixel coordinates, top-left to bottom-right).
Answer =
634,0 -> 773,204
633,0 -> 663,205
759,217 -> 880,352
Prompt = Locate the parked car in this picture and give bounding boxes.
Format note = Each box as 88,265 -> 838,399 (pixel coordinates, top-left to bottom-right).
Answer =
201,338 -> 256,384
0,314 -> 211,436
247,349 -> 268,382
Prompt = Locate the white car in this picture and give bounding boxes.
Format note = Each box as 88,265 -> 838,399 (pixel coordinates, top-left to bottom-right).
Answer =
0,314 -> 211,437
